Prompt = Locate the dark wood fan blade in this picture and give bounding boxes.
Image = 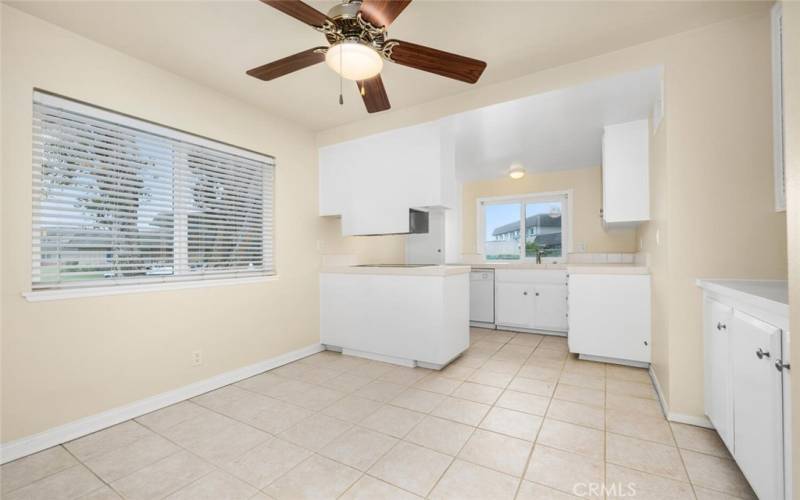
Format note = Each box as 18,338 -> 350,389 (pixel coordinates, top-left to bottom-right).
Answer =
386,39 -> 486,84
358,75 -> 390,113
260,0 -> 331,28
359,0 -> 411,28
246,47 -> 327,81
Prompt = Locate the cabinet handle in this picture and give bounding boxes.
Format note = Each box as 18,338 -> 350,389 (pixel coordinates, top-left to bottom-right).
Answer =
716,322 -> 727,331
776,360 -> 791,372
523,291 -> 528,296
535,292 -> 540,296
756,348 -> 770,359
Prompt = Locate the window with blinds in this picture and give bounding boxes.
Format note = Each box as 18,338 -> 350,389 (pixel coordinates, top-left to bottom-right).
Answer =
32,91 -> 275,291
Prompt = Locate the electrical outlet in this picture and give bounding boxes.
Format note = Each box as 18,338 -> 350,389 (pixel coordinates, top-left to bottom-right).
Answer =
192,350 -> 202,366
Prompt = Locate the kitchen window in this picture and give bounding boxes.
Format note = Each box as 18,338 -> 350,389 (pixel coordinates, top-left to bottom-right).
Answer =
477,191 -> 570,262
30,91 -> 275,296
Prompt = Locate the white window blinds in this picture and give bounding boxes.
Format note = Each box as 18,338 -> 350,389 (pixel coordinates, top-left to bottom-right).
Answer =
32,91 -> 275,290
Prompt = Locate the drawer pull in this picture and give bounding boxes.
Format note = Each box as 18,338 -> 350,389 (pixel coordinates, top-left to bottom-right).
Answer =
775,360 -> 791,372
716,322 -> 727,331
756,348 -> 770,359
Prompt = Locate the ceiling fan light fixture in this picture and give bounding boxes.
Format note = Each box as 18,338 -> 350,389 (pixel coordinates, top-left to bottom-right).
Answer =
508,163 -> 526,180
325,40 -> 383,81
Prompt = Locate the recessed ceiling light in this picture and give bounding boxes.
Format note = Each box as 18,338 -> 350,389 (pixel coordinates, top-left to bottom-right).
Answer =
508,163 -> 526,179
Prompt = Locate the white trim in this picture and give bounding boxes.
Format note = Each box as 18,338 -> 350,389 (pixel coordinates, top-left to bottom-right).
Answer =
0,342 -> 324,464
771,3 -> 786,212
23,275 -> 279,302
649,365 -> 714,429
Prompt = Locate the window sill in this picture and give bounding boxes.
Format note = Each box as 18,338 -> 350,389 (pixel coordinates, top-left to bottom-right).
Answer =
23,275 -> 279,302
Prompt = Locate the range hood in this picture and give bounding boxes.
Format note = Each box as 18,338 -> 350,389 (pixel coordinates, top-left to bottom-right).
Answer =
359,209 -> 429,236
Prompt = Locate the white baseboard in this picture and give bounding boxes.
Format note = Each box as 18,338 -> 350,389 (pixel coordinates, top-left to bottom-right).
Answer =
0,342 -> 324,464
648,365 -> 713,429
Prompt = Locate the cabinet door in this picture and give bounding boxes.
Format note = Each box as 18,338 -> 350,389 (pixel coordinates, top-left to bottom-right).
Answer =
731,310 -> 783,500
705,298 -> 734,452
533,284 -> 568,332
495,283 -> 532,328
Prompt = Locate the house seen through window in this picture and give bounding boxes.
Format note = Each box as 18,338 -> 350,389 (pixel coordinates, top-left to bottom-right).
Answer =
481,194 -> 568,261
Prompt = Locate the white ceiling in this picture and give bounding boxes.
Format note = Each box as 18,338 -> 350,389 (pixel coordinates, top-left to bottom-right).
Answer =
451,67 -> 661,181
9,1 -> 766,131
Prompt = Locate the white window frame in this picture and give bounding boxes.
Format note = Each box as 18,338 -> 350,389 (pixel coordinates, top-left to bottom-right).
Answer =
476,189 -> 573,263
25,91 -> 277,302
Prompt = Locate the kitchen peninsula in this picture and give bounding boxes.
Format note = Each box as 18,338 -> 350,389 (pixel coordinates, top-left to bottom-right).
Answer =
320,264 -> 470,369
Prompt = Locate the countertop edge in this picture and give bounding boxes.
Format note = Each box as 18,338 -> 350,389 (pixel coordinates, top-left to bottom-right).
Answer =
696,279 -> 789,320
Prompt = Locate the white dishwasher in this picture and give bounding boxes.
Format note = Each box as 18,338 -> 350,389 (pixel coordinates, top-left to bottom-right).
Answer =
470,269 -> 495,327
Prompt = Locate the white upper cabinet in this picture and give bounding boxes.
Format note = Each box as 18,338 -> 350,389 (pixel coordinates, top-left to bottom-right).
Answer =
319,119 -> 457,236
602,119 -> 650,227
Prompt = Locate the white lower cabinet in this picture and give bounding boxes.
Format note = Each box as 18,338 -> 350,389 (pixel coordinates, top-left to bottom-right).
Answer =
494,270 -> 567,333
701,288 -> 789,500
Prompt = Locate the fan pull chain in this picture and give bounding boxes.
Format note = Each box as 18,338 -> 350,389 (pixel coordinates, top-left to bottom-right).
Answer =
360,83 -> 365,96
338,50 -> 344,106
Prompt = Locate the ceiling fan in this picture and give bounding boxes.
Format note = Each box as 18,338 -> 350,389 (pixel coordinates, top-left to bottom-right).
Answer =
247,0 -> 487,113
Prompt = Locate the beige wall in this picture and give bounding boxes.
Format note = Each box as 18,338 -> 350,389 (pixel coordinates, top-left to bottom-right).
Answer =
461,166 -> 637,257
318,10 -> 787,419
781,0 -> 800,491
0,5 -> 386,443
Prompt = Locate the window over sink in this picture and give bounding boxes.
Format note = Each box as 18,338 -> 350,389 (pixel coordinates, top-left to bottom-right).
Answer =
478,191 -> 570,262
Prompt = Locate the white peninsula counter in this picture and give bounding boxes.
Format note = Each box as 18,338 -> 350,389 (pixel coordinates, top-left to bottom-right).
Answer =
320,265 -> 470,369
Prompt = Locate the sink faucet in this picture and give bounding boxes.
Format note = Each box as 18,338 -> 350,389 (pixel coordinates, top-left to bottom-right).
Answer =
536,249 -> 544,265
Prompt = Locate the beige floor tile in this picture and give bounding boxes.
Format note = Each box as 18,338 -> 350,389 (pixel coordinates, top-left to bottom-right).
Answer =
368,441 -> 452,496
693,486 -> 753,500
605,463 -> 694,500
606,365 -> 651,384
0,446 -> 77,495
606,393 -> 663,418
479,407 -> 543,441
164,470 -> 257,500
681,449 -> 756,499
319,426 -> 398,471
524,357 -> 566,370
553,384 -> 605,407
606,433 -> 687,482
507,376 -> 556,397
355,380 -> 408,402
517,365 -> 561,383
468,368 -> 514,388
670,422 -> 731,458
536,419 -> 604,459
111,451 -> 215,500
452,382 -> 503,405
83,434 -> 180,482
524,445 -> 604,498
482,359 -> 524,375
64,421 -> 153,461
222,437 -> 311,489
5,465 -> 105,500
431,396 -> 491,426
136,401 -> 210,433
516,480 -> 579,499
390,388 -> 446,413
429,459 -> 519,500
458,429 -> 533,477
361,405 -> 426,438
234,373 -> 287,396
413,374 -> 463,394
278,413 -> 353,451
379,366 -> 431,386
345,360 -> 394,379
297,366 -> 344,385
546,399 -> 605,430
322,395 -> 383,423
78,485 -> 123,500
270,361 -> 309,379
530,348 -> 568,361
557,372 -> 606,391
438,364 -> 476,381
471,340 -> 505,353
605,408 -> 673,445
455,352 -> 490,368
340,475 -> 421,500
496,390 -> 550,416
264,455 -> 361,500
405,416 -> 474,455
160,412 -> 271,465
192,385 -> 259,411
318,372 -> 374,393
260,379 -> 317,400
606,378 -> 656,399
279,385 -> 346,411
562,359 -> 606,378
508,333 -> 543,346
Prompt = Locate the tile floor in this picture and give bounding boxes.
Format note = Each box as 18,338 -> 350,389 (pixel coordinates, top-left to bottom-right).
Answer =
1,328 -> 756,499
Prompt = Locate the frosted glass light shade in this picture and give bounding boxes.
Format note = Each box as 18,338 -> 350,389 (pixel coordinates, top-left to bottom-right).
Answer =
508,163 -> 526,179
325,41 -> 383,81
